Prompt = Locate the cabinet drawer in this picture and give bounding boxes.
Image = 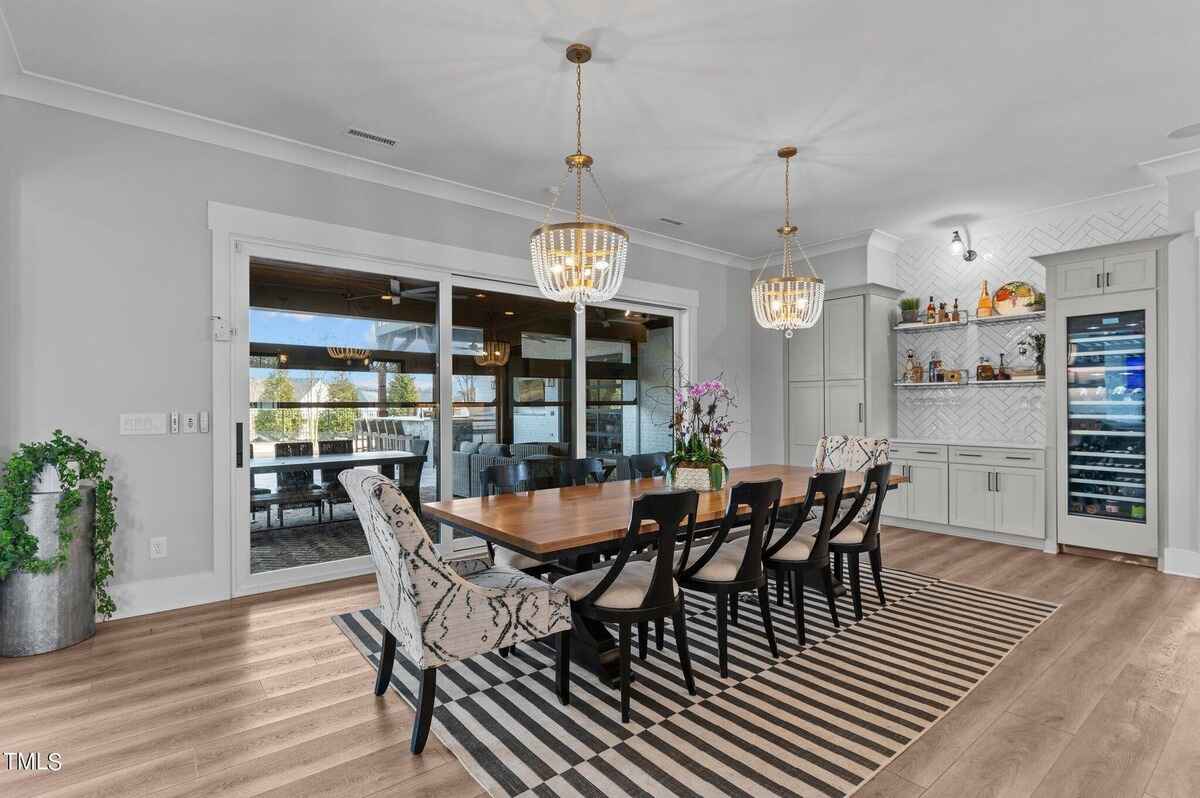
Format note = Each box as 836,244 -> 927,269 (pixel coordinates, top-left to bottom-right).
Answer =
949,446 -> 1044,469
890,443 -> 947,462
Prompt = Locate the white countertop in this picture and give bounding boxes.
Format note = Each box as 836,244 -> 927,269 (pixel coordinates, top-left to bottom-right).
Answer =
890,437 -> 1046,451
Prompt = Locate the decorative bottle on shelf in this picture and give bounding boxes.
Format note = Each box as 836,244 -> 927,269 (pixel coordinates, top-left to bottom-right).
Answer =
996,353 -> 1012,380
951,298 -> 961,322
976,280 -> 994,318
938,302 -> 949,323
925,296 -> 937,324
976,356 -> 994,381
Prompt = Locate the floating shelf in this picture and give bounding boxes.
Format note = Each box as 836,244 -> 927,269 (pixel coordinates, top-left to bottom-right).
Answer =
893,310 -> 1045,332
893,379 -> 1045,388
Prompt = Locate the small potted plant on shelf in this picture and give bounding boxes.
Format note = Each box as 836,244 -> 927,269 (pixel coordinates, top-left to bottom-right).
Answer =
899,297 -> 921,324
1027,291 -> 1046,312
670,375 -> 734,491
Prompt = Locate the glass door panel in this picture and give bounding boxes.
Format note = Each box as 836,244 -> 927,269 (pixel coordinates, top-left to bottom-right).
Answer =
246,259 -> 440,576
1065,309 -> 1147,524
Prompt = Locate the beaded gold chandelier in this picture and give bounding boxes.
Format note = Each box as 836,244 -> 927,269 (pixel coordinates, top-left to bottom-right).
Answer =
530,43 -> 628,314
751,146 -> 825,337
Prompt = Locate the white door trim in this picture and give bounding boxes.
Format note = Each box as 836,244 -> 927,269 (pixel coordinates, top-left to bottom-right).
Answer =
209,202 -> 697,597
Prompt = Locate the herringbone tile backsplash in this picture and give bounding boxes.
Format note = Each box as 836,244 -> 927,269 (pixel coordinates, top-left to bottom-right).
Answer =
893,196 -> 1166,447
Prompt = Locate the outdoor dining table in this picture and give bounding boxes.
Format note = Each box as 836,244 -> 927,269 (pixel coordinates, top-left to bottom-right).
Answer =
424,463 -> 906,686
249,448 -> 425,478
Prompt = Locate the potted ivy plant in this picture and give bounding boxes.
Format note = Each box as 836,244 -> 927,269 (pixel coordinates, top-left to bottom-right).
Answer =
670,376 -> 735,491
0,430 -> 117,656
899,296 -> 921,324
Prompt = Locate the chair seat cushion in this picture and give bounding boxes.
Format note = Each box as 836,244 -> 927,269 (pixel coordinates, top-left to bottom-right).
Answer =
494,547 -> 545,571
830,521 -> 868,547
555,562 -> 677,609
668,539 -> 749,582
765,534 -> 815,563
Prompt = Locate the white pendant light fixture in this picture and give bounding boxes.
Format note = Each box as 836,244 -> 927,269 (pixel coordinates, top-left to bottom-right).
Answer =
751,146 -> 825,338
530,43 -> 628,314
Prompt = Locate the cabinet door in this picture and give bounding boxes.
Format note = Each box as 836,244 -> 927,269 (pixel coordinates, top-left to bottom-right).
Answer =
787,321 -> 824,382
1056,259 -> 1104,299
824,379 -> 865,437
823,296 -> 865,380
907,460 -> 949,524
887,460 -> 911,519
1102,252 -> 1156,294
949,464 -> 996,531
994,466 -> 1045,539
788,382 -> 824,451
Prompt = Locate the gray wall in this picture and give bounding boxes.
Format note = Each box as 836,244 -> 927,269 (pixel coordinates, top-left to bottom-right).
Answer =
0,96 -> 752,597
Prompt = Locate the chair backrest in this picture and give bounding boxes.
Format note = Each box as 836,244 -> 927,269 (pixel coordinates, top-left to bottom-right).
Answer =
629,451 -> 670,478
682,479 -> 782,584
576,489 -> 698,614
813,435 -> 890,471
558,457 -> 607,486
480,461 -> 532,495
765,470 -> 846,565
813,435 -> 889,520
338,468 -> 474,669
319,438 -> 353,455
832,462 -> 892,550
275,441 -> 314,490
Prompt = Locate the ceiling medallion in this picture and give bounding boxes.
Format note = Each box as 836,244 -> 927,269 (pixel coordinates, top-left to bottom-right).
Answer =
530,43 -> 628,314
751,146 -> 825,338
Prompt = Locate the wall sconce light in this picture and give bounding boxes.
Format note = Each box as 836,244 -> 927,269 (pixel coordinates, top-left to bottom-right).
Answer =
950,230 -> 977,262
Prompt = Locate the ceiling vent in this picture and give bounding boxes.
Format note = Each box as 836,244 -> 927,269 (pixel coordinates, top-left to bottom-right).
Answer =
346,128 -> 397,147
658,217 -> 685,226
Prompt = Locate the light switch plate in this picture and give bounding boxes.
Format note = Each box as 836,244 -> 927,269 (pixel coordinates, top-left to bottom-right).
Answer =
170,412 -> 180,434
199,410 -> 210,433
120,413 -> 167,435
182,413 -> 198,434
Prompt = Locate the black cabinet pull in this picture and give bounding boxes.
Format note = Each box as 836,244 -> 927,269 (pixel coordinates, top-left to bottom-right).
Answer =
959,453 -> 982,458
916,450 -> 938,455
1005,455 -> 1032,461
236,422 -> 244,469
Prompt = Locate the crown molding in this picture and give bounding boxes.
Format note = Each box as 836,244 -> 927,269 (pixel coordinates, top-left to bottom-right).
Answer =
1139,148 -> 1200,180
784,228 -> 902,259
1,63 -> 755,270
0,5 -> 21,88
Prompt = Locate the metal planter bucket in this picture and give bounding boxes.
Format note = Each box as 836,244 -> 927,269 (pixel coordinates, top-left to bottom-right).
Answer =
0,466 -> 96,657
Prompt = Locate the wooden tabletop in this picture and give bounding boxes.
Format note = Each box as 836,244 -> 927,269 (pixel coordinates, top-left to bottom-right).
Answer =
249,449 -> 424,474
423,464 -> 906,558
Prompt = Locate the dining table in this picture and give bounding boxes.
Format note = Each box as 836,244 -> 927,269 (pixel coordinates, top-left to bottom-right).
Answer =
249,448 -> 424,478
424,463 -> 906,686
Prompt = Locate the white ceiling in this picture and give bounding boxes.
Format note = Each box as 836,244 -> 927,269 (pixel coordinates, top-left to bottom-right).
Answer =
3,0 -> 1199,257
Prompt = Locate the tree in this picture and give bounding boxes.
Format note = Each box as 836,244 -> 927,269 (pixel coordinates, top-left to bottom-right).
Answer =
254,370 -> 302,441
386,373 -> 419,412
318,376 -> 361,438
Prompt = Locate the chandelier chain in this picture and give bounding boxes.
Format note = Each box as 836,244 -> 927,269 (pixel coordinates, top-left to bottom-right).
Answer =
574,62 -> 584,221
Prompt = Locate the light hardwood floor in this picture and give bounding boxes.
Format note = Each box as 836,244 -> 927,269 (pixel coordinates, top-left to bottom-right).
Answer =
2,525 -> 1197,798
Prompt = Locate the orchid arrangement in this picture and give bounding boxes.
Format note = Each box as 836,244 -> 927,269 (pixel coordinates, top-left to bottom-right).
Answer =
670,373 -> 736,471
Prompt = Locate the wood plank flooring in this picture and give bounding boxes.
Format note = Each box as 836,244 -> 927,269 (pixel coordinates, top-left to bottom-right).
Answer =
0,525 -> 1196,798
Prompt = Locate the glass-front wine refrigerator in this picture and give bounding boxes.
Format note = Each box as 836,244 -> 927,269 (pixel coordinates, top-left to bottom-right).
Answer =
1057,292 -> 1158,556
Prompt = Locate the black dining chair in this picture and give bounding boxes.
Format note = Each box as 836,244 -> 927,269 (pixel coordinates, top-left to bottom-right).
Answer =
830,462 -> 893,620
669,479 -> 783,677
554,489 -> 699,722
628,452 -> 670,478
479,462 -> 552,580
272,441 -> 323,525
557,457 -> 608,486
317,438 -> 354,516
762,469 -> 846,645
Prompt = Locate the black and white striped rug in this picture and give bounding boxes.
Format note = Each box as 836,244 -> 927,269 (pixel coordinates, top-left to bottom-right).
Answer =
334,564 -> 1056,797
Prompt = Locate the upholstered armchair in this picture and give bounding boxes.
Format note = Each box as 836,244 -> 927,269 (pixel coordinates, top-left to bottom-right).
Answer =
338,467 -> 572,754
813,434 -> 890,520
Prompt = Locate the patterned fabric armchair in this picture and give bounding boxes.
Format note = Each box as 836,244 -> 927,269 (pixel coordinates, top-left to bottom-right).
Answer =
813,434 -> 891,520
338,467 -> 572,754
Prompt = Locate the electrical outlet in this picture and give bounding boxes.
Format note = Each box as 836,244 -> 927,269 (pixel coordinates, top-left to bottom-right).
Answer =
182,413 -> 198,434
149,537 -> 167,560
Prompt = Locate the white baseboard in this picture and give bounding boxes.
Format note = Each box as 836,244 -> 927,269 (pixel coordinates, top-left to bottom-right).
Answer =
881,516 -> 1046,550
104,571 -> 228,621
1162,547 -> 1200,579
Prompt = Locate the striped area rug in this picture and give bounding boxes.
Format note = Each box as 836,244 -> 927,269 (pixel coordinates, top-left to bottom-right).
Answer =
334,563 -> 1056,797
